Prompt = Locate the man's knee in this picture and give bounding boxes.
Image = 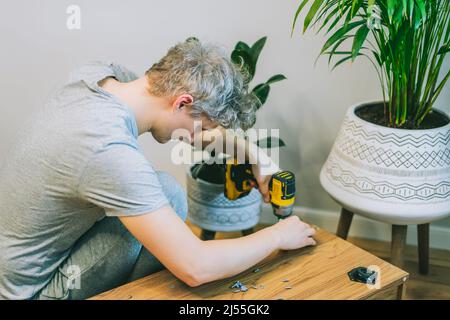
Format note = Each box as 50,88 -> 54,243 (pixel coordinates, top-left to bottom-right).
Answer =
156,171 -> 188,221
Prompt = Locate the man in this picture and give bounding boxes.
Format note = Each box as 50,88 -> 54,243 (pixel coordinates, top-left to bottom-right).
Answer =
0,39 -> 316,300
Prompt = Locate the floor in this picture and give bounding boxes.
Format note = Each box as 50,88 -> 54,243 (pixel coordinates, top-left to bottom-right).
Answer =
187,220 -> 450,300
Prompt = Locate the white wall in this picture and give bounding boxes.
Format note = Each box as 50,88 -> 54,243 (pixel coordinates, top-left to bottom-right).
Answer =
1,0 -> 449,230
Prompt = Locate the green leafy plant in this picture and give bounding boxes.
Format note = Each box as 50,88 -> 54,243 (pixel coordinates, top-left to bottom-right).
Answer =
292,0 -> 450,128
191,37 -> 287,183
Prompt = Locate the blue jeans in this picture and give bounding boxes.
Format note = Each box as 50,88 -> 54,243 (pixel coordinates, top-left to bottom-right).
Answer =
33,171 -> 188,300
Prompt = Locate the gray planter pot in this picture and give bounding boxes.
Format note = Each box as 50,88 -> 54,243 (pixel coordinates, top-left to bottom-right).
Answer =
186,166 -> 262,232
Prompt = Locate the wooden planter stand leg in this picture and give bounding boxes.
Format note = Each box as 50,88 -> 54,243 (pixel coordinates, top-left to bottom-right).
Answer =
241,228 -> 254,236
417,223 -> 430,275
336,208 -> 354,240
391,225 -> 407,269
200,229 -> 216,240
396,281 -> 407,300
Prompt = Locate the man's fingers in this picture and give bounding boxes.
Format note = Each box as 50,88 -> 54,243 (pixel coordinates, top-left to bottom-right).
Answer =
297,220 -> 311,231
304,237 -> 317,246
304,227 -> 316,237
258,181 -> 270,203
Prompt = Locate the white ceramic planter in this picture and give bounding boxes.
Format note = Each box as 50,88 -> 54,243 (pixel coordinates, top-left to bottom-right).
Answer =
187,166 -> 262,232
320,101 -> 450,225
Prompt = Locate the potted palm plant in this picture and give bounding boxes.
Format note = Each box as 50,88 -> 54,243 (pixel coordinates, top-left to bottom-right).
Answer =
292,1 -> 450,235
187,37 -> 286,237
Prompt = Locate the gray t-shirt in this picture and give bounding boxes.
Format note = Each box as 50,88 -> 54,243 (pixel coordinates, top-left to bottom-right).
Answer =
0,61 -> 169,299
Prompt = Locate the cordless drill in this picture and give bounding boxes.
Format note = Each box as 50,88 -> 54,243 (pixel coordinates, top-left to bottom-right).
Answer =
224,160 -> 296,220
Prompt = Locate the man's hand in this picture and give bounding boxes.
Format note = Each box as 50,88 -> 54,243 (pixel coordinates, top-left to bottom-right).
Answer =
250,164 -> 271,203
270,215 -> 317,250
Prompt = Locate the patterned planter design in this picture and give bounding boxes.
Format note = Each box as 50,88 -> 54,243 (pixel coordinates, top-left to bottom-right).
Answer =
320,101 -> 450,225
187,166 -> 262,232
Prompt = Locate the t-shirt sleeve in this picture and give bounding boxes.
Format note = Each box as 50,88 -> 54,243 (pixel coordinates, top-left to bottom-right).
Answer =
67,61 -> 138,86
77,144 -> 169,217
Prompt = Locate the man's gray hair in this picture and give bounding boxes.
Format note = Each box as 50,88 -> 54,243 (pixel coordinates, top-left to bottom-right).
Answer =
145,38 -> 258,130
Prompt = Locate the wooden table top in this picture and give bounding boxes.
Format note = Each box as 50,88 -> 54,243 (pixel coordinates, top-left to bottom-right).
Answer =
91,226 -> 409,300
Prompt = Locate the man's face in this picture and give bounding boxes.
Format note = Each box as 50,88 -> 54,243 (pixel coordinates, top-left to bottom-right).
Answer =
150,94 -> 219,144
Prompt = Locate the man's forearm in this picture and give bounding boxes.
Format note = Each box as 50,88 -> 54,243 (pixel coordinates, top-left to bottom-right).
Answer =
193,226 -> 281,285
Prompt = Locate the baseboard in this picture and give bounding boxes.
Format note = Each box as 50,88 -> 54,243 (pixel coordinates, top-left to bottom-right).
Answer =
260,204 -> 450,251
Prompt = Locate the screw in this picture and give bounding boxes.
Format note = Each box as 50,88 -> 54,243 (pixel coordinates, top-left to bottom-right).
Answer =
230,280 -> 248,292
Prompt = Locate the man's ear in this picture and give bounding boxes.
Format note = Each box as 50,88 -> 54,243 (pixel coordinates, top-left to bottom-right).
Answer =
173,94 -> 194,113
